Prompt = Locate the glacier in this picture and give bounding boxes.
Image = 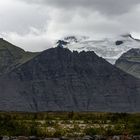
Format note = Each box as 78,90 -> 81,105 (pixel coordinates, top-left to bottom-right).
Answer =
56,34 -> 140,64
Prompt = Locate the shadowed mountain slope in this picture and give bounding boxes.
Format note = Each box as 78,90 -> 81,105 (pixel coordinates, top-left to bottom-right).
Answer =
115,48 -> 140,79
0,46 -> 139,112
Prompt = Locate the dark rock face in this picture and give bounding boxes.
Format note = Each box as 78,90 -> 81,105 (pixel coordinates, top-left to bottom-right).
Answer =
115,48 -> 140,79
0,46 -> 139,112
56,40 -> 69,48
115,41 -> 123,46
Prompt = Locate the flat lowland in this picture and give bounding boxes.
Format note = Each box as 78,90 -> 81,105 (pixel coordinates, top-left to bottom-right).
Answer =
0,112 -> 140,137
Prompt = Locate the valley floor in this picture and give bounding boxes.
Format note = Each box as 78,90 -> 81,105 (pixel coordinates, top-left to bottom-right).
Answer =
0,112 -> 140,137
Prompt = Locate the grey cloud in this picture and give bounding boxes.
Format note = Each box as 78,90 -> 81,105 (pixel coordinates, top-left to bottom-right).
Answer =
1,0 -> 140,52
0,0 -> 49,34
21,0 -> 140,16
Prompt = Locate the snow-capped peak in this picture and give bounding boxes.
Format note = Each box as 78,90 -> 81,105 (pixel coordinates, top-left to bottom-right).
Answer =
55,34 -> 140,64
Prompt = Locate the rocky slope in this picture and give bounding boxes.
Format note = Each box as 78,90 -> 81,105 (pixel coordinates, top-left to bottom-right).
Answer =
57,34 -> 140,64
0,41 -> 139,112
115,48 -> 140,79
0,38 -> 39,75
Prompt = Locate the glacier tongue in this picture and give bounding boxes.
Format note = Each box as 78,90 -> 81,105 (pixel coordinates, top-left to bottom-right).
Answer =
59,34 -> 140,64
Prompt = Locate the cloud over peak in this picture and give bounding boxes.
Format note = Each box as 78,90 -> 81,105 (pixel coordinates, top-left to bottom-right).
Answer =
0,0 -> 140,51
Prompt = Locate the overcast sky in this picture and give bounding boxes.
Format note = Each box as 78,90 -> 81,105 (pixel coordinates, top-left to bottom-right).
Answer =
0,0 -> 140,51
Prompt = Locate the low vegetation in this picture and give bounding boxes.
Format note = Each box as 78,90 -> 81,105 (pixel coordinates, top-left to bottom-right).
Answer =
0,112 -> 140,137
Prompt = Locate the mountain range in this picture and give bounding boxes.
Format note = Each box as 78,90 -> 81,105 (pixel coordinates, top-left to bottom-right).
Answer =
0,38 -> 140,112
57,34 -> 140,79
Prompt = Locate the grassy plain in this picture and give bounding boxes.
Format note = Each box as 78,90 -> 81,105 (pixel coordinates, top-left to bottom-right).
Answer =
0,112 -> 140,137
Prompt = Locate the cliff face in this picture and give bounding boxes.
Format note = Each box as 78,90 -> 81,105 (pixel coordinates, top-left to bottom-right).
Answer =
115,49 -> 140,79
0,46 -> 139,112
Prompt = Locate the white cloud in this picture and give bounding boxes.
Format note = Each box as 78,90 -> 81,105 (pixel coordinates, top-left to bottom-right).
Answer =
0,0 -> 49,33
1,28 -> 54,52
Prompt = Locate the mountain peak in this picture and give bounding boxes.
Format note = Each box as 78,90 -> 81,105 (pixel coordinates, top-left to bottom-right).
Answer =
0,44 -> 139,112
54,34 -> 140,64
0,39 -> 39,75
125,48 -> 140,56
56,40 -> 69,48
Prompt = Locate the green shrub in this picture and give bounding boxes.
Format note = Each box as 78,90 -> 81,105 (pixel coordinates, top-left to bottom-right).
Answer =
84,127 -> 100,136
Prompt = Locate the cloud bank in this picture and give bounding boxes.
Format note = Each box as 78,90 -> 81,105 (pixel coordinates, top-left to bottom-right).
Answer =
0,0 -> 140,51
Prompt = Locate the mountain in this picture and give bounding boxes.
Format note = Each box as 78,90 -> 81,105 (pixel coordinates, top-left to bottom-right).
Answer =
0,40 -> 139,112
115,48 -> 140,79
0,38 -> 39,75
57,34 -> 140,64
